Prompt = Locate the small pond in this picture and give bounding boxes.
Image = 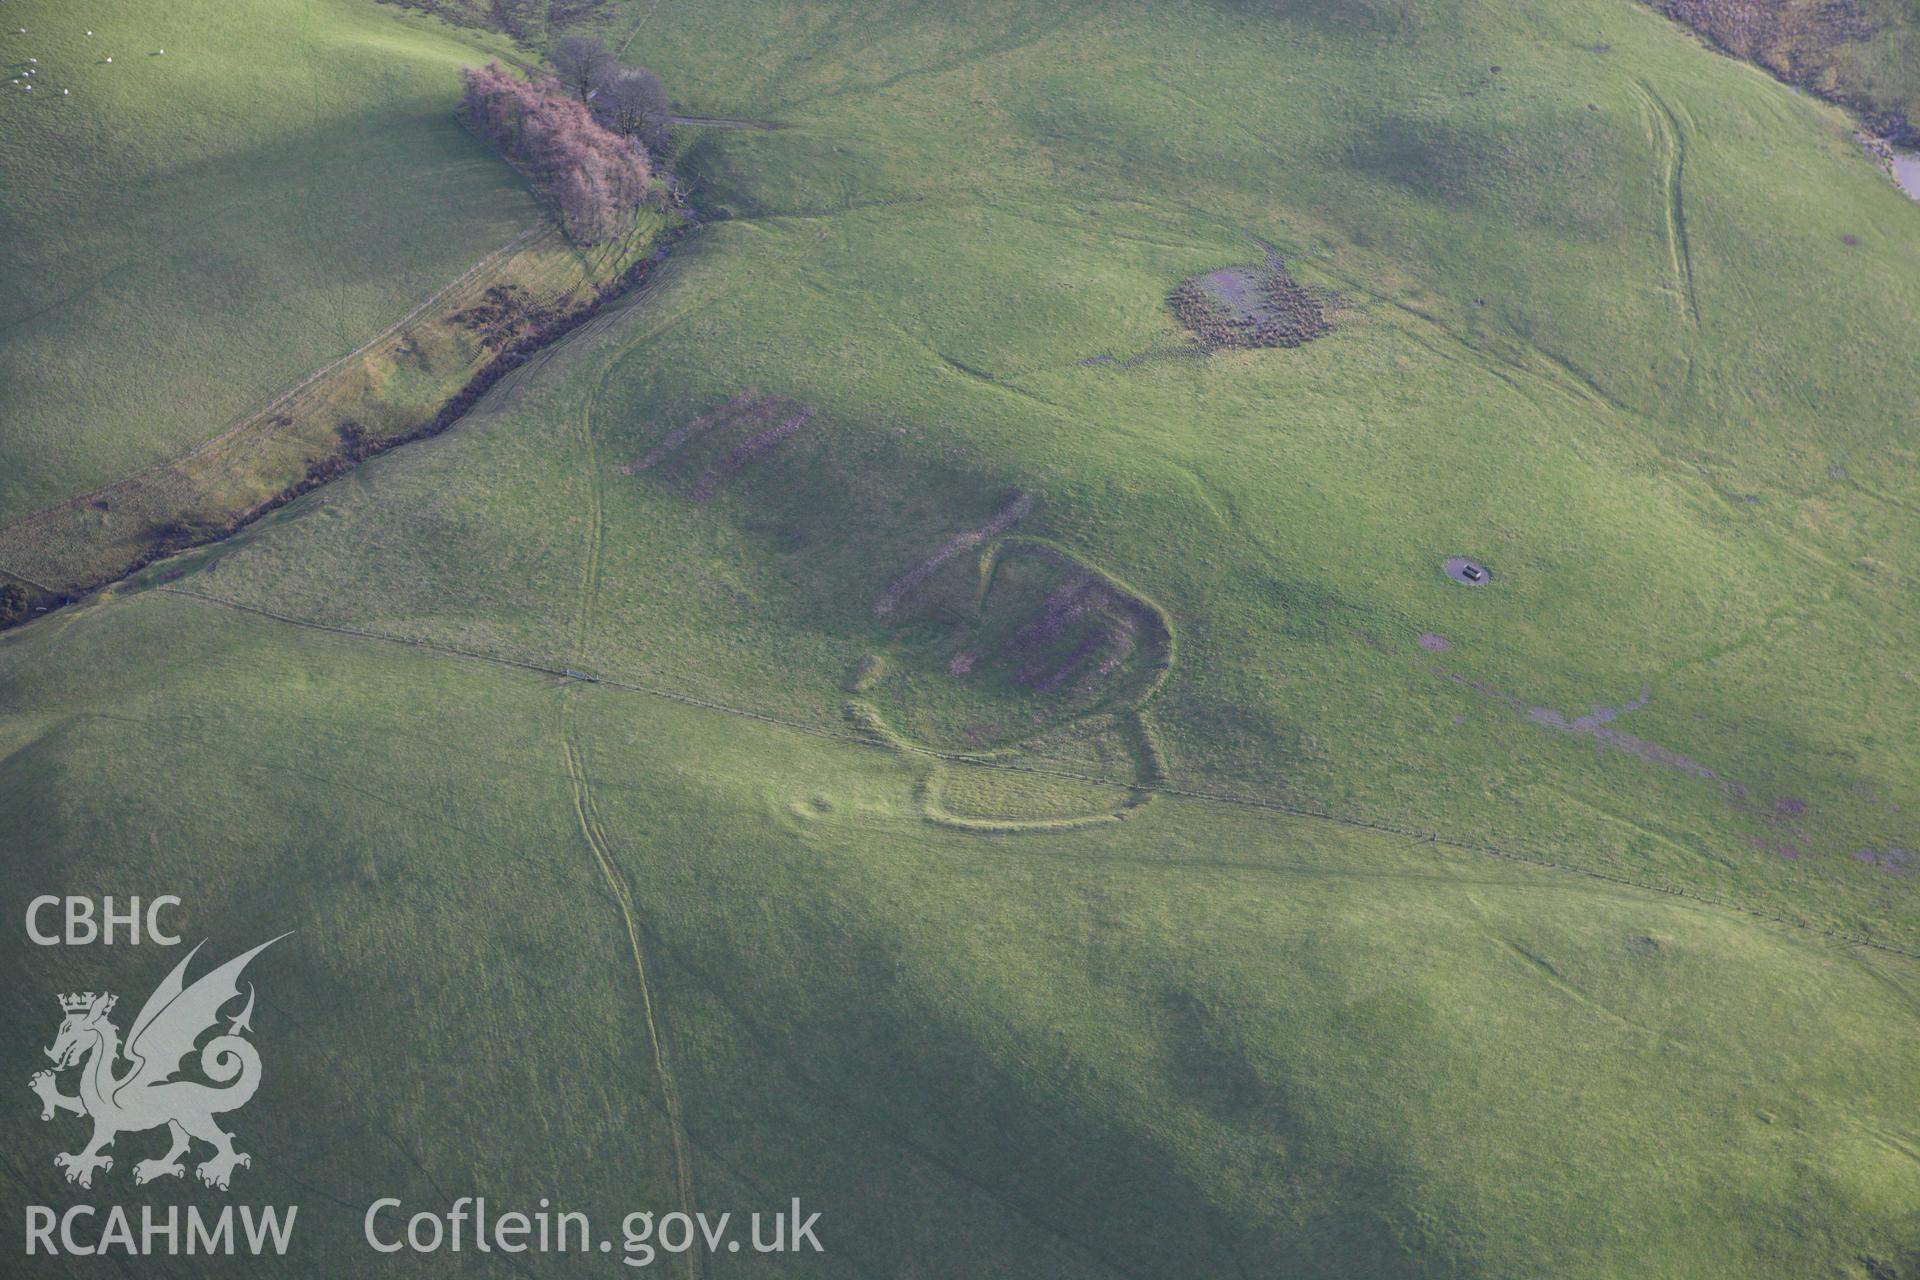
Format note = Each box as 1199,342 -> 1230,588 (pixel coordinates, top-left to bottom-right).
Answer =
1893,150 -> 1920,200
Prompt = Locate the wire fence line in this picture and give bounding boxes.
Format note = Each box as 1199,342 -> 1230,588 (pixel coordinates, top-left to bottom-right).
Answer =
0,565 -> 59,594
0,222 -> 552,543
619,0 -> 666,58
151,584 -> 1920,963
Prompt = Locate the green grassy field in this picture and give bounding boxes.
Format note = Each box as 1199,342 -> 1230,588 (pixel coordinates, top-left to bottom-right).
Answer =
3,592 -> 1918,1276
3,0 -> 1918,1274
168,0 -> 1920,943
0,215 -> 669,596
0,0 -> 540,523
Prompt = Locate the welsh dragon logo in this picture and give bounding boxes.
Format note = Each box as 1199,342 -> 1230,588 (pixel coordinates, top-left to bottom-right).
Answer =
29,936 -> 286,1191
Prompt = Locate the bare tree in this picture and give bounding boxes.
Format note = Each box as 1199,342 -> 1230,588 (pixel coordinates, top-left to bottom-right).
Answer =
551,35 -> 614,99
593,66 -> 672,153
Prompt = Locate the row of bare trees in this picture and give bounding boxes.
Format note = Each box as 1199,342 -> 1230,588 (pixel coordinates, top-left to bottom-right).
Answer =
462,64 -> 655,243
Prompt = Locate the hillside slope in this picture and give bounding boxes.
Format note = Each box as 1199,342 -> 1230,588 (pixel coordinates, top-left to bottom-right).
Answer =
0,0 -> 538,522
2,0 -> 1918,1274
2,590 -> 1917,1277
1651,0 -> 1920,139
164,0 -> 1920,945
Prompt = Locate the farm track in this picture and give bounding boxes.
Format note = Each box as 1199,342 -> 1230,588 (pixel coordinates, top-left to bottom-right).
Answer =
151,585 -> 1920,963
561,314 -> 703,1279
664,114 -> 786,130
1635,80 -> 1701,329
560,714 -> 703,1280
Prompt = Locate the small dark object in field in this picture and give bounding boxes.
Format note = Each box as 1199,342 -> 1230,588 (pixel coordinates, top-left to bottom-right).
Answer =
1444,557 -> 1491,586
1841,234 -> 1859,246
1588,103 -> 1599,111
1418,632 -> 1450,652
1590,44 -> 1611,54
1490,65 -> 1501,73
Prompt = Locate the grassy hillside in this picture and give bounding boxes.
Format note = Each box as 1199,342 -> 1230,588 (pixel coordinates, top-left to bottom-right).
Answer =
2,0 -> 1918,1273
1650,0 -> 1920,139
0,0 -> 540,523
2,591 -> 1917,1277
166,0 -> 1920,945
0,216 -> 670,598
